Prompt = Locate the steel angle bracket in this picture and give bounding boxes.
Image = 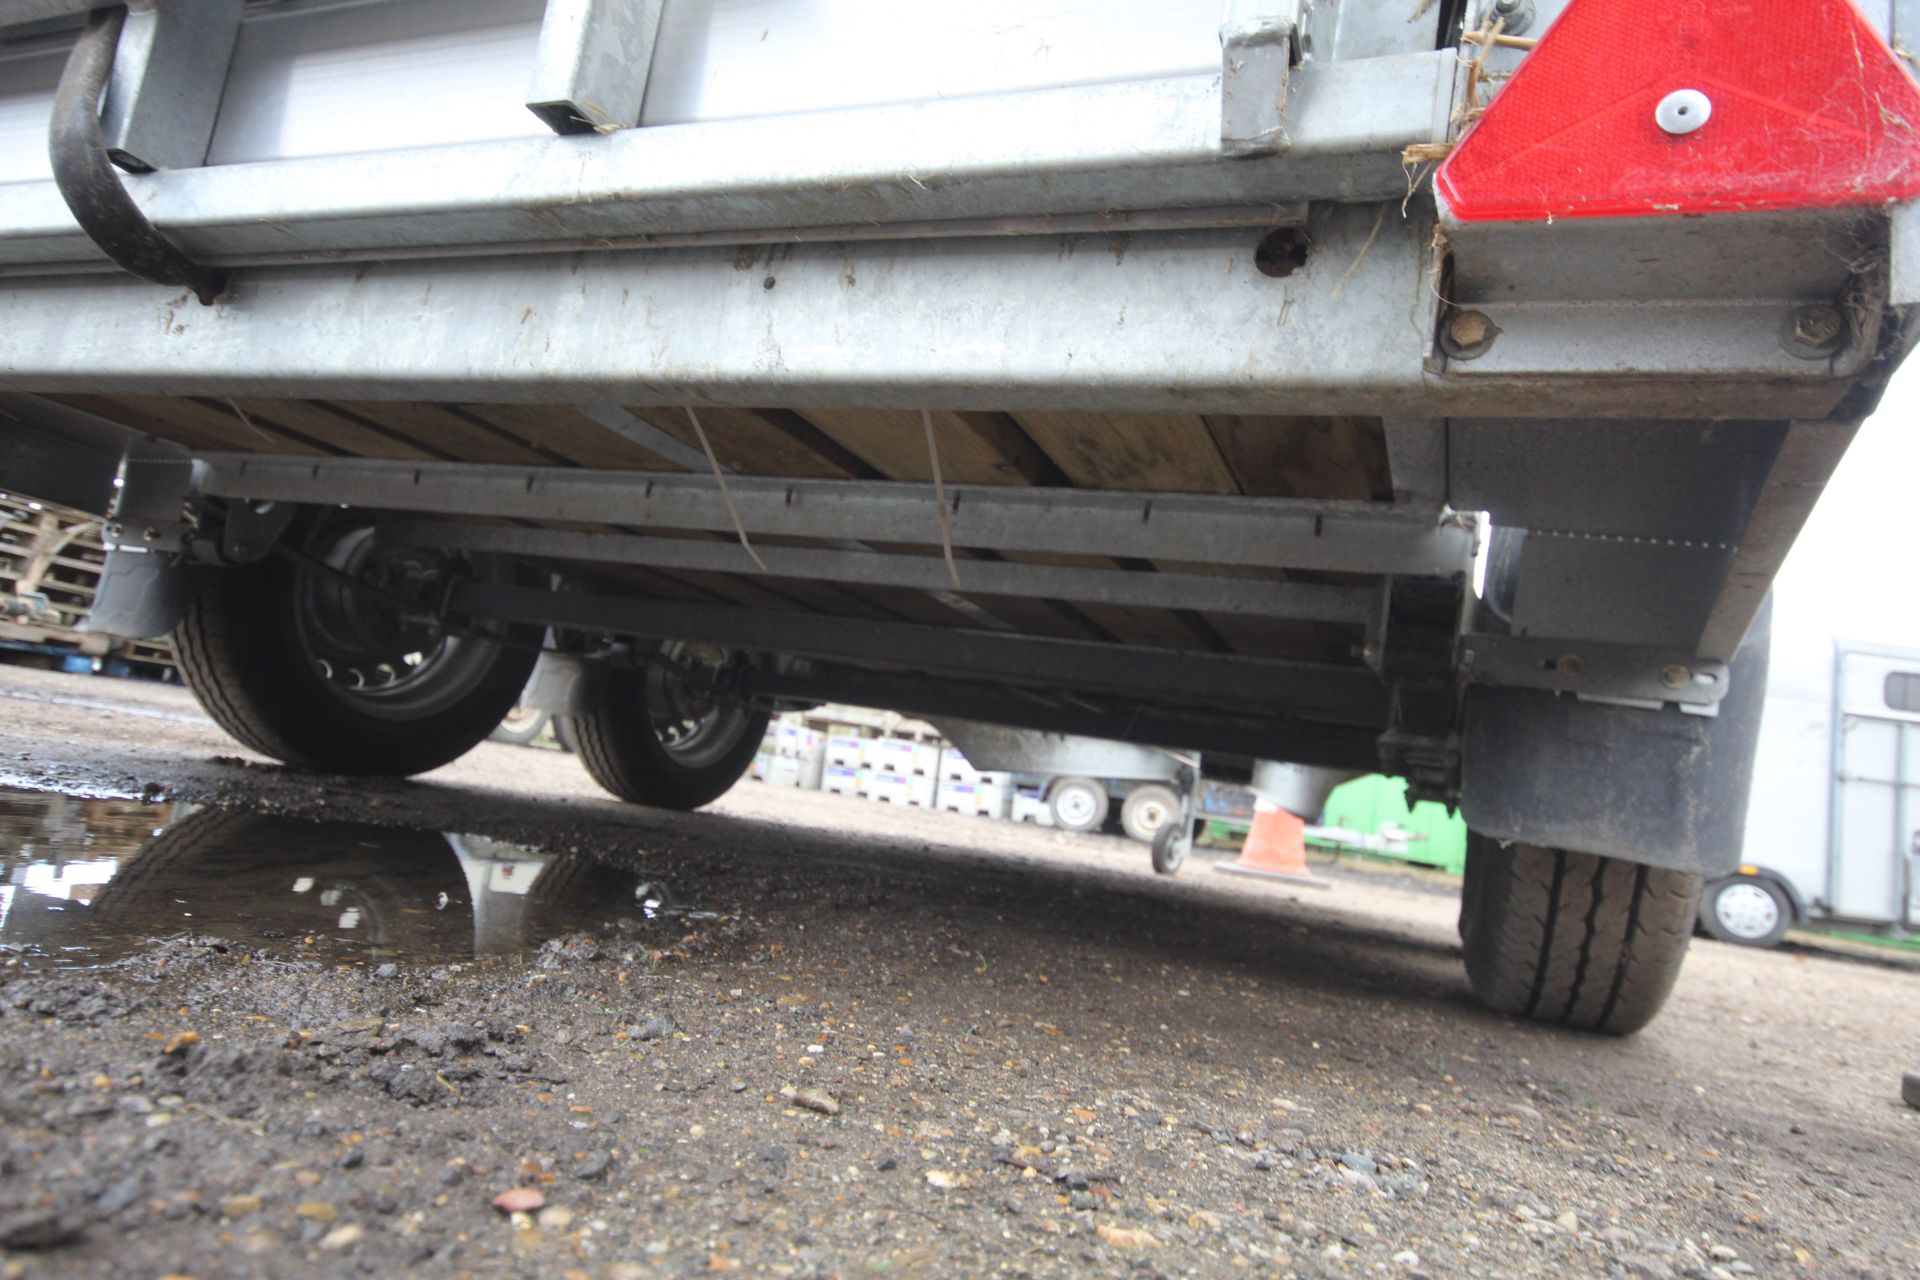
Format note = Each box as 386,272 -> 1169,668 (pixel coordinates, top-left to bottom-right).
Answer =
1220,0 -> 1305,156
1458,633 -> 1729,709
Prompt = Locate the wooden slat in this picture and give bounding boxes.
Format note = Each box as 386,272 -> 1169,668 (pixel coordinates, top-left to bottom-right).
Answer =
1203,415 -> 1393,501
631,407 -> 867,478
52,393 -> 325,456
331,402 -> 558,467
800,408 -> 1059,486
460,404 -> 683,470
1012,412 -> 1238,493
229,399 -> 442,461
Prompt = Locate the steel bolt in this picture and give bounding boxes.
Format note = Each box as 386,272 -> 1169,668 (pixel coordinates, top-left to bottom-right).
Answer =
1443,309 -> 1498,359
1558,654 -> 1584,677
142,526 -> 159,542
1490,0 -> 1534,33
1791,303 -> 1845,350
1661,663 -> 1692,689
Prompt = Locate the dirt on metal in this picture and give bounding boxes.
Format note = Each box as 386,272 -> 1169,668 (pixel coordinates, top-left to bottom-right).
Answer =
0,664 -> 1915,1279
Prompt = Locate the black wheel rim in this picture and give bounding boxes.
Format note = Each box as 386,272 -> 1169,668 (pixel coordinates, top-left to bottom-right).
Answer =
291,521 -> 510,722
645,642 -> 755,769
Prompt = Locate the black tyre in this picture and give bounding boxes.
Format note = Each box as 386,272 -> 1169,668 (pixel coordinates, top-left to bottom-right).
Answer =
1120,784 -> 1180,844
1459,833 -> 1701,1035
489,704 -> 550,746
572,643 -> 769,810
172,511 -> 540,776
1149,821 -> 1189,875
553,715 -> 580,754
1048,777 -> 1110,832
1697,874 -> 1792,948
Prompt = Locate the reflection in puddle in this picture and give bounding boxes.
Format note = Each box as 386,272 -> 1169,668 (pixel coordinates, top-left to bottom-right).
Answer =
0,787 -> 709,969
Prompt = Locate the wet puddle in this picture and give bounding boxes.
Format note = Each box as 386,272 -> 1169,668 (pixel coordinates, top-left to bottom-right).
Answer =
0,787 -> 713,969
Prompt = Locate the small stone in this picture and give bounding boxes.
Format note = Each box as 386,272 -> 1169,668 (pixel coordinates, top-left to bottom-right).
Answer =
637,1015 -> 679,1041
221,1195 -> 263,1219
1902,1071 -> 1920,1109
924,1170 -> 970,1190
1069,1191 -> 1099,1211
95,1176 -> 142,1216
492,1188 -> 545,1214
296,1202 -> 339,1223
0,1210 -> 84,1250
1555,1210 -> 1581,1234
999,1198 -> 1021,1216
1619,1255 -> 1677,1280
875,1156 -> 897,1172
1709,1245 -> 1739,1262
729,1080 -> 748,1093
607,1266 -> 650,1280
319,1224 -> 365,1251
1392,1251 -> 1420,1269
374,964 -> 398,979
572,1151 -> 613,1181
1339,1152 -> 1377,1177
1501,1103 -> 1544,1125
791,1088 -> 839,1116
438,1165 -> 466,1187
1095,1223 -> 1162,1250
338,1149 -> 365,1170
536,1207 -> 574,1231
728,1207 -> 756,1227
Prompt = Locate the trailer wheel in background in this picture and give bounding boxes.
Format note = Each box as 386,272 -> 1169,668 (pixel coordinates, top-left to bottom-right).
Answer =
489,704 -> 549,745
1697,874 -> 1793,948
1120,784 -> 1180,844
172,512 -> 539,776
571,644 -> 768,811
1048,777 -> 1110,832
1459,833 -> 1702,1035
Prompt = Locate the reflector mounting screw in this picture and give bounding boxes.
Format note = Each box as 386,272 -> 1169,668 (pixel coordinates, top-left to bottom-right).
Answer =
1655,89 -> 1712,136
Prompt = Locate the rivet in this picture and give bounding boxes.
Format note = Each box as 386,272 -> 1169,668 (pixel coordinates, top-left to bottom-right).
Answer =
1655,89 -> 1711,136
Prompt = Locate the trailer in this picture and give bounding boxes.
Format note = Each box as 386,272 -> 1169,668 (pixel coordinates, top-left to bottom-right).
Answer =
1705,640 -> 1920,948
3,0 -> 1918,1032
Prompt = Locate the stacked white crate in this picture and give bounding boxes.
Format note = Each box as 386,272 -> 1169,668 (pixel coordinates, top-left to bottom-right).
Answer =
1009,788 -> 1055,826
768,721 -> 827,789
857,735 -> 937,806
937,746 -> 1013,817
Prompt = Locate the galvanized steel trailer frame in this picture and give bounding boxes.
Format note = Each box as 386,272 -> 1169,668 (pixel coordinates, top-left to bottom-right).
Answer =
1,0 -> 1916,879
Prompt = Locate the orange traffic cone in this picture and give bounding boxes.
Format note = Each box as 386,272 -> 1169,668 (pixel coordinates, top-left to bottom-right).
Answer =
1214,801 -> 1330,887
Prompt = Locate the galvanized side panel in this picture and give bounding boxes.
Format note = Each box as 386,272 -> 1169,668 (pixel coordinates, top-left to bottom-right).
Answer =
1830,646 -> 1920,925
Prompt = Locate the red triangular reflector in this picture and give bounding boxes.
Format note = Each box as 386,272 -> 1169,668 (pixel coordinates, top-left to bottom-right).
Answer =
1437,0 -> 1920,221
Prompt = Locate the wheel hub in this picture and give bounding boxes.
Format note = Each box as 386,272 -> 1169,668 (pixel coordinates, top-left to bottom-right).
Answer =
1714,881 -> 1781,940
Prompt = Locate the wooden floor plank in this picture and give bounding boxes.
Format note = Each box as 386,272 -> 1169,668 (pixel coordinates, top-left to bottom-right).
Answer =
460,404 -> 684,471
1013,412 -> 1238,493
55,394 -> 325,456
630,407 -> 866,478
332,402 -> 558,467
1203,415 -> 1393,501
230,399 -> 443,461
800,409 -> 1059,486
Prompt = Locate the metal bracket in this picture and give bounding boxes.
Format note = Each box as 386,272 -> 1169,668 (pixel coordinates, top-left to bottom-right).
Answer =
1220,0 -> 1303,157
99,0 -> 243,172
1459,633 -> 1730,708
48,6 -> 225,304
526,0 -> 667,135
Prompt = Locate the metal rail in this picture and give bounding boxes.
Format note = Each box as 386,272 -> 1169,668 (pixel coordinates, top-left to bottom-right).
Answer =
194,454 -> 1478,579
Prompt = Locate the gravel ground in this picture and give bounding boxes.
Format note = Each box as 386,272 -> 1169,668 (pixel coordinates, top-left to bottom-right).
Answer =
0,664 -> 1916,1280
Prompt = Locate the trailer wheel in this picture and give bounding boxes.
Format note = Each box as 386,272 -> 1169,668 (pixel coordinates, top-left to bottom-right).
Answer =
172,512 -> 539,776
1697,874 -> 1792,948
1048,777 -> 1110,832
489,704 -> 549,745
1459,833 -> 1701,1035
571,643 -> 769,811
1120,784 -> 1180,844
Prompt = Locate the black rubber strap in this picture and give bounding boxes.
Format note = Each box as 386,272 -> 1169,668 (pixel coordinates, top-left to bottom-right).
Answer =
49,5 -> 226,305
